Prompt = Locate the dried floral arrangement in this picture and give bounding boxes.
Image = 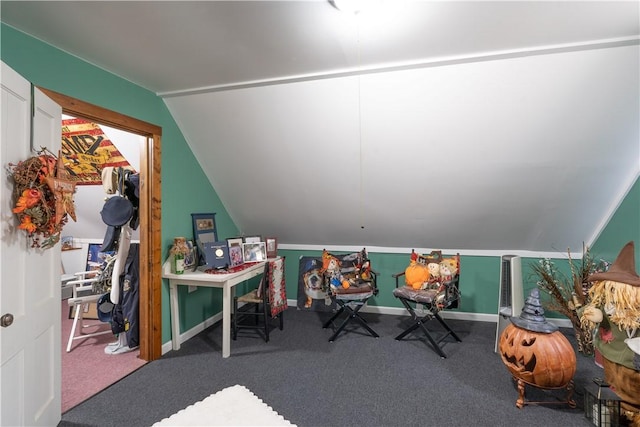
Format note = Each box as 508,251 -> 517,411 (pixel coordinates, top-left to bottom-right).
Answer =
6,148 -> 76,249
529,245 -> 610,355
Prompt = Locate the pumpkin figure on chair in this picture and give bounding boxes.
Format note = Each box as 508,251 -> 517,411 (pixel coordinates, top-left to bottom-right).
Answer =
404,250 -> 430,290
580,241 -> 640,425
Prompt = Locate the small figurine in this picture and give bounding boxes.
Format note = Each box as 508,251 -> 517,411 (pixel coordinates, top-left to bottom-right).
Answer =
321,250 -> 350,290
360,258 -> 372,281
427,262 -> 441,283
439,258 -> 458,282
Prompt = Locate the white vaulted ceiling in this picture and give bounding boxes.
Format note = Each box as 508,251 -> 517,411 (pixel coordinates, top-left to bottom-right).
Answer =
2,1 -> 639,254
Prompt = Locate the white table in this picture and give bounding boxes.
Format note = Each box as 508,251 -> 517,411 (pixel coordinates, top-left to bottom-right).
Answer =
162,259 -> 266,358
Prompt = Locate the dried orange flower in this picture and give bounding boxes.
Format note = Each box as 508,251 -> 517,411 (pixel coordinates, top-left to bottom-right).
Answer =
17,216 -> 37,233
12,189 -> 41,213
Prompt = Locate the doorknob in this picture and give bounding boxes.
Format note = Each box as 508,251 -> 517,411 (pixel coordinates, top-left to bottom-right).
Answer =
1,313 -> 14,327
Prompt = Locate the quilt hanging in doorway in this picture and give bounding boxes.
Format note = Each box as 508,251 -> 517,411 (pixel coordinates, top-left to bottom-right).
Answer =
61,118 -> 135,185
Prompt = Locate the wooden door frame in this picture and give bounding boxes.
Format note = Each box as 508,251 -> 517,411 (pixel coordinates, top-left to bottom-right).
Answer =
39,87 -> 162,361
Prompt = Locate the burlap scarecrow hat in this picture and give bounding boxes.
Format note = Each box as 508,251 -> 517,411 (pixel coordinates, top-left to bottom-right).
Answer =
587,241 -> 640,286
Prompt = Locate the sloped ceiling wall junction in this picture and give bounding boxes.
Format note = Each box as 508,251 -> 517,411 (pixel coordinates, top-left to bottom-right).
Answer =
164,45 -> 639,254
2,1 -> 639,255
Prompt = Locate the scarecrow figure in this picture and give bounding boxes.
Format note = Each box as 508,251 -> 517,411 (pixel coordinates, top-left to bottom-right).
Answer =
580,241 -> 640,426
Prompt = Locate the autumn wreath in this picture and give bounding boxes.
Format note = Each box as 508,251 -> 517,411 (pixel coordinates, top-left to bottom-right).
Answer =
7,148 -> 76,249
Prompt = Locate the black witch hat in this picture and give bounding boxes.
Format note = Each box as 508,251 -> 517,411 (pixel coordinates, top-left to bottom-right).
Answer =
511,288 -> 558,333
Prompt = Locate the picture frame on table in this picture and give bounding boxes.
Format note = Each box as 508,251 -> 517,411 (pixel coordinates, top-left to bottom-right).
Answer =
243,235 -> 262,244
266,237 -> 278,258
227,237 -> 244,268
229,245 -> 244,267
191,213 -> 217,266
226,237 -> 244,248
201,241 -> 230,270
183,240 -> 197,269
242,242 -> 267,262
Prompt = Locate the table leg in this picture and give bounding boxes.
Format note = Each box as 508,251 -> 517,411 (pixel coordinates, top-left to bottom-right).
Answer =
222,282 -> 231,358
169,280 -> 181,351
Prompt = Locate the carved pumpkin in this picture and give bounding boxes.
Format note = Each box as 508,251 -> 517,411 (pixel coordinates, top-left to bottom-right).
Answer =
499,323 -> 576,389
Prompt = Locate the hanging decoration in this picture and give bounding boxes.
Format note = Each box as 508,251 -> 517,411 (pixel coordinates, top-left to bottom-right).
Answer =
7,147 -> 77,249
46,155 -> 77,224
61,117 -> 135,185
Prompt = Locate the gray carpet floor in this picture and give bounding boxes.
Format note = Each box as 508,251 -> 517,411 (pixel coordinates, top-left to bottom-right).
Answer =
59,307 -> 604,427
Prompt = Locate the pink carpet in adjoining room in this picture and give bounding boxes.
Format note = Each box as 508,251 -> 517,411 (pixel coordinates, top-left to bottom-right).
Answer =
61,300 -> 147,413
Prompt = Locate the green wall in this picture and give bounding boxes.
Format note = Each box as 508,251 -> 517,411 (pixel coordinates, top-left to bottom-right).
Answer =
279,249 -> 502,315
278,178 -> 639,317
3,23 -> 638,346
591,176 -> 640,265
1,24 -> 239,343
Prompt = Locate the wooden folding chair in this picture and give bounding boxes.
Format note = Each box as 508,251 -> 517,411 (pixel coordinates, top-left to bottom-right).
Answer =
233,257 -> 287,342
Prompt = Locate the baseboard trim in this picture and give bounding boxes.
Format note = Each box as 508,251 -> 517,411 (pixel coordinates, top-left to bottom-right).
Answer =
161,298 -> 573,354
162,311 -> 223,355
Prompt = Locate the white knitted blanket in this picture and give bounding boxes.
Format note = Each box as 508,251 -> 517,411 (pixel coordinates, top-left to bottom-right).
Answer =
152,385 -> 295,426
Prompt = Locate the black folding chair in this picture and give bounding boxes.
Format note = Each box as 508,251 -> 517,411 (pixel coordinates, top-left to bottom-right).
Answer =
392,252 -> 462,358
321,249 -> 379,342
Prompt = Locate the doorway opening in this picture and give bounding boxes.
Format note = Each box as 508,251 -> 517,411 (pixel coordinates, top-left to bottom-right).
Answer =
40,87 -> 163,362
59,115 -> 148,411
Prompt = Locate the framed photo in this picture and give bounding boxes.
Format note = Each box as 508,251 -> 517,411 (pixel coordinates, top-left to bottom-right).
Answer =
226,237 -> 243,248
229,245 -> 244,267
61,235 -> 74,250
201,241 -> 230,270
183,240 -> 197,269
86,243 -> 115,274
244,235 -> 262,244
242,242 -> 267,262
266,237 -> 278,258
191,213 -> 217,265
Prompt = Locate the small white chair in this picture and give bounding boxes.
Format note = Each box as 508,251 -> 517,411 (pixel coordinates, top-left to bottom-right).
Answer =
66,259 -> 114,352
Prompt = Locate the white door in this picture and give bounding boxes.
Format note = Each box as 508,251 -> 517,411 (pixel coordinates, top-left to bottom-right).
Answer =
1,61 -> 62,426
